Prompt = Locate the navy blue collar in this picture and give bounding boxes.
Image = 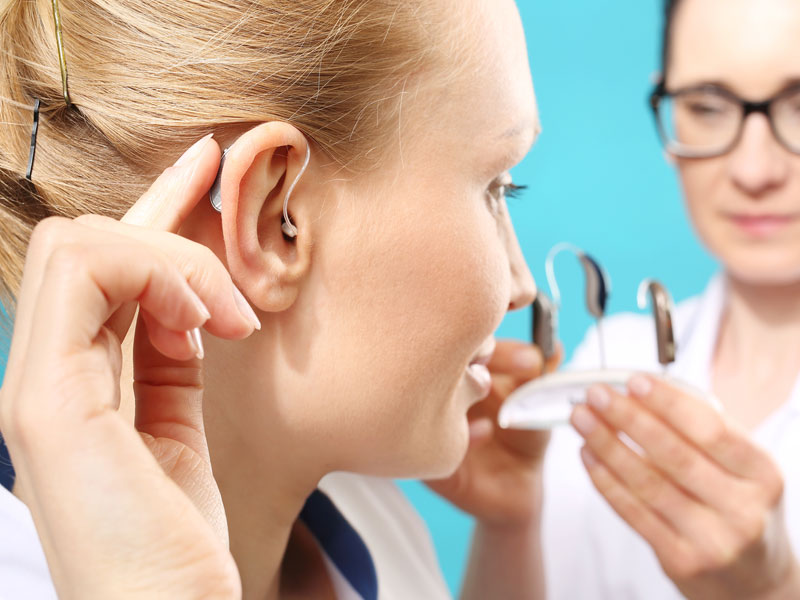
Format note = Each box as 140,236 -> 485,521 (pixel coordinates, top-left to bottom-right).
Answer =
0,434 -> 14,492
299,490 -> 378,600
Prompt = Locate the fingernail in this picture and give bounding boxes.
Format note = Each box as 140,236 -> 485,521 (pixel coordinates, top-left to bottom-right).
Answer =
581,446 -> 598,468
628,375 -> 652,398
186,328 -> 205,360
188,290 -> 211,323
175,133 -> 214,167
514,346 -> 542,370
587,385 -> 610,411
571,405 -> 597,435
232,286 -> 261,330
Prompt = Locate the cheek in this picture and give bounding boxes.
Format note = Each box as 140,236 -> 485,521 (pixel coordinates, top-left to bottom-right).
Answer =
299,190 -> 509,473
330,199 -> 507,387
678,161 -> 722,244
678,161 -> 800,283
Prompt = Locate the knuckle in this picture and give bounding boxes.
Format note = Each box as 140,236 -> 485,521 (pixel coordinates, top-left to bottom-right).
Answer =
195,243 -> 220,271
665,549 -> 706,581
74,214 -> 115,229
2,396 -> 37,453
759,466 -> 785,506
612,396 -> 639,430
45,243 -> 91,276
29,217 -> 70,255
696,418 -> 728,450
632,466 -> 667,505
669,443 -> 694,474
738,511 -> 767,545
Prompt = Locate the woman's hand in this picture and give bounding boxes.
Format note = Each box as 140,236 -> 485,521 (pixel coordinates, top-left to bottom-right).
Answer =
572,375 -> 800,599
427,340 -> 560,600
0,136 -> 258,599
426,340 -> 561,527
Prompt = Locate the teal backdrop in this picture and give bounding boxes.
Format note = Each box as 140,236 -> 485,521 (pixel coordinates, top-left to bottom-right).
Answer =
0,0 -> 718,596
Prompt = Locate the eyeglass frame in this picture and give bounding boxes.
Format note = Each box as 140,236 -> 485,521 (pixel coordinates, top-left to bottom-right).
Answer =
649,79 -> 800,158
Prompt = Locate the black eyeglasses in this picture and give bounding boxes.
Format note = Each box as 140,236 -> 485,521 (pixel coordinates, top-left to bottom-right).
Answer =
649,80 -> 800,158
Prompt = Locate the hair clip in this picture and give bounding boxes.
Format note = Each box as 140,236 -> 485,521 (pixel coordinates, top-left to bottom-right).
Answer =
25,99 -> 41,181
51,0 -> 71,106
209,143 -> 311,240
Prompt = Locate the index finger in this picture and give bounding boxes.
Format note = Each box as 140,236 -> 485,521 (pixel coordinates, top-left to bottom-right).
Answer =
627,374 -> 776,481
122,134 -> 220,231
489,340 -> 562,383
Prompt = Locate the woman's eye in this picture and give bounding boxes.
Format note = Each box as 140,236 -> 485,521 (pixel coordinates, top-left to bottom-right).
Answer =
486,179 -> 527,213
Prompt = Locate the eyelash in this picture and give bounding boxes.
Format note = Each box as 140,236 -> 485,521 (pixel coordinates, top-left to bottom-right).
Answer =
504,183 -> 527,199
487,180 -> 527,212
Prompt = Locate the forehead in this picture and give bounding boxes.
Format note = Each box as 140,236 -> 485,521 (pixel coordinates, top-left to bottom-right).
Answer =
669,0 -> 800,96
421,0 -> 539,168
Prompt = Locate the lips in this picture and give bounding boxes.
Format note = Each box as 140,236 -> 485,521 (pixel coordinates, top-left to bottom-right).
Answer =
728,213 -> 797,237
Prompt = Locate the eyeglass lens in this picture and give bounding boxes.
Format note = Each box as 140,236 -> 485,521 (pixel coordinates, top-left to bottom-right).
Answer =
656,88 -> 800,157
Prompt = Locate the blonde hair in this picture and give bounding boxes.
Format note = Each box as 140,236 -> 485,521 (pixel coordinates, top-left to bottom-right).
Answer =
0,0 -> 439,315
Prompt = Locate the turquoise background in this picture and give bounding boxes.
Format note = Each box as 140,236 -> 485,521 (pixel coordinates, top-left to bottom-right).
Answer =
0,0 -> 718,596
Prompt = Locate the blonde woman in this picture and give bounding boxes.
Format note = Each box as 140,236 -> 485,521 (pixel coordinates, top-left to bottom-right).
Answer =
0,0 -> 552,598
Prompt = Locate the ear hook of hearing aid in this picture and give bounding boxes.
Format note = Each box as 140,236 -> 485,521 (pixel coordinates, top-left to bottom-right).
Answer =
545,242 -> 612,368
209,142 -> 311,240
637,278 -> 677,369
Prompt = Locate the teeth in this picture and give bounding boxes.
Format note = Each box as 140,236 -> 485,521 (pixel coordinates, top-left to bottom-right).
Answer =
468,363 -> 491,387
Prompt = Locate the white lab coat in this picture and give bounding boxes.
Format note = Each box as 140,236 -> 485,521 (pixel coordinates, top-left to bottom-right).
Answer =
542,275 -> 800,599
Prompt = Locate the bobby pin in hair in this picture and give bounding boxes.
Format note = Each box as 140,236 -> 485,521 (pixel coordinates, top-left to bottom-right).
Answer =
25,99 -> 41,181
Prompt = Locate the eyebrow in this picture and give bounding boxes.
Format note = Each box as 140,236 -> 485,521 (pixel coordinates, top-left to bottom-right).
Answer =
671,77 -> 800,97
501,121 -> 541,140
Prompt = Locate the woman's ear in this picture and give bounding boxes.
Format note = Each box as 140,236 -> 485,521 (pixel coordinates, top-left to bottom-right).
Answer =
217,122 -> 314,313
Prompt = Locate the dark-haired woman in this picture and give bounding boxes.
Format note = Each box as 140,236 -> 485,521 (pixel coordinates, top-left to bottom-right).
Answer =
539,0 -> 800,597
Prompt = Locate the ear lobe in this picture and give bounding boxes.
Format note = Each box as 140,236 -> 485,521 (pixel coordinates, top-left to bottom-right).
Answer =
218,123 -> 313,313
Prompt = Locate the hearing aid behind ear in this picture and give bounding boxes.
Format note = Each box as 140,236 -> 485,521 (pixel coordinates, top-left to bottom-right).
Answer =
532,293 -> 557,360
209,148 -> 229,213
208,142 -> 311,240
579,254 -> 608,319
637,279 -> 676,366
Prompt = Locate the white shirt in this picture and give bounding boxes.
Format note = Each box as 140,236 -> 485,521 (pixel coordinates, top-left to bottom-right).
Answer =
0,471 -> 448,599
319,473 -> 452,600
542,275 -> 800,599
0,487 -> 56,600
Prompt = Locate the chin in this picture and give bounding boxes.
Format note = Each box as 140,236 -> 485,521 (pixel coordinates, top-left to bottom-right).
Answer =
721,249 -> 800,287
403,410 -> 472,481
424,418 -> 471,480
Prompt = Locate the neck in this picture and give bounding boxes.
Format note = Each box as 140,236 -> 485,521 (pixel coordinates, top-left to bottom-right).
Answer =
203,353 -> 324,600
118,334 -> 327,600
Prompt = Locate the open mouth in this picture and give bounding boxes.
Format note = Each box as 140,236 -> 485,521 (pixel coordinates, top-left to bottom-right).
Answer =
464,341 -> 496,400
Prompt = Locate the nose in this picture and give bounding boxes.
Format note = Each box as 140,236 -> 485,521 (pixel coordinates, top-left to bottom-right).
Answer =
728,113 -> 790,198
501,212 -> 536,311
